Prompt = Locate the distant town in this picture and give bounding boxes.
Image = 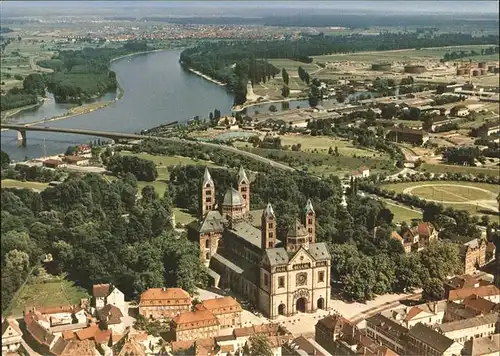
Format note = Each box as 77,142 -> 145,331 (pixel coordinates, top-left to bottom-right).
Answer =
1,2 -> 499,356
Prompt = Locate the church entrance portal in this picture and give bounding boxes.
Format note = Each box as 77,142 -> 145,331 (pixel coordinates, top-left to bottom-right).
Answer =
296,297 -> 306,313
317,297 -> 325,310
278,304 -> 286,316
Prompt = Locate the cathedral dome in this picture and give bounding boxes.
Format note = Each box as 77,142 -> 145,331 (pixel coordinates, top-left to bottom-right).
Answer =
223,188 -> 245,207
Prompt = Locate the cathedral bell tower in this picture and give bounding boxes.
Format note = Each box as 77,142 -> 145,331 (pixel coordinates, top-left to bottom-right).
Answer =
261,203 -> 277,250
201,167 -> 215,217
237,166 -> 250,214
304,199 -> 315,243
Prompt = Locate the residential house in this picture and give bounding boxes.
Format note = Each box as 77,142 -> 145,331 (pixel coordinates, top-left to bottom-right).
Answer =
423,116 -> 456,132
328,325 -> 400,356
460,239 -> 487,275
76,144 -> 92,155
138,287 -> 191,320
444,275 -> 480,298
448,285 -> 500,304
450,105 -> 469,117
486,242 -> 496,262
402,222 -> 438,253
386,301 -> 447,328
406,323 -> 463,356
96,304 -> 124,333
233,323 -> 292,353
92,284 -> 125,313
194,296 -> 242,329
444,301 -> 483,323
2,318 -> 23,355
462,334 -> 500,356
284,335 -> 329,356
170,309 -> 220,342
315,314 -> 358,354
386,127 -> 430,146
462,294 -> 500,315
170,338 -> 216,355
50,339 -> 99,356
436,313 -> 498,345
113,332 -> 146,356
350,167 -> 370,179
365,313 -> 408,354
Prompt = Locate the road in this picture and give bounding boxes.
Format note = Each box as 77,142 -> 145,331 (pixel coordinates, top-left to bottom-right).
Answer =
0,124 -> 296,172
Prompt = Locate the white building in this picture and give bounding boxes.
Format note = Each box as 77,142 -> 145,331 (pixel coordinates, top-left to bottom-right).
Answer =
2,319 -> 23,355
437,313 -> 498,345
92,284 -> 125,314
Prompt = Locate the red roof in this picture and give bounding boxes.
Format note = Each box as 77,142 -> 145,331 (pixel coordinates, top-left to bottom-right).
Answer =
448,285 -> 500,301
406,307 -> 423,321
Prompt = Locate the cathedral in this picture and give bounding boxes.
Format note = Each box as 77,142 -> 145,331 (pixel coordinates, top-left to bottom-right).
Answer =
187,167 -> 331,319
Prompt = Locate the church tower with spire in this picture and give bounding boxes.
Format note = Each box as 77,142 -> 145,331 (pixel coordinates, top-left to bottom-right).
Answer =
201,167 -> 215,216
237,166 -> 250,214
261,203 -> 277,250
304,199 -> 316,243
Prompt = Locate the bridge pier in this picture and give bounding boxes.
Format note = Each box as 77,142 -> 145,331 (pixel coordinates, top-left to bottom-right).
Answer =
17,130 -> 27,147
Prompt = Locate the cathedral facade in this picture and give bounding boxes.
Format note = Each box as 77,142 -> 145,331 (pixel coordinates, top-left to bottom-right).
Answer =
187,167 -> 331,319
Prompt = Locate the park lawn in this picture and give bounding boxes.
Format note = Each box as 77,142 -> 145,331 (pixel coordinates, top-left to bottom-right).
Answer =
410,184 -> 495,202
8,269 -> 89,317
173,207 -> 196,226
420,163 -> 500,178
1,179 -> 49,191
383,200 -> 422,223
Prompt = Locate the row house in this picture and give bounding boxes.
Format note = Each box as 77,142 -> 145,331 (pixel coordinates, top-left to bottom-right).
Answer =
365,313 -> 408,354
462,334 -> 500,356
138,287 -> 191,320
436,313 -> 498,345
448,285 -> 500,304
406,323 -> 463,356
194,296 -> 242,329
315,314 -> 358,354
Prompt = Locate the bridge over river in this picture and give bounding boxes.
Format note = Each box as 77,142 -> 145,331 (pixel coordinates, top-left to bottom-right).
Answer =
0,124 -> 295,172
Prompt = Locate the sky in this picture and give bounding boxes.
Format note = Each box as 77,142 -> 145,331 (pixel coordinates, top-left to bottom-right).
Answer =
1,1 -> 499,17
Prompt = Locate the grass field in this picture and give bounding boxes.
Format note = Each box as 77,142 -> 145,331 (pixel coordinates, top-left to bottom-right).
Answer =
268,59 -> 319,76
312,45 -> 498,63
383,200 -> 423,223
173,207 -> 196,226
278,135 -> 387,158
1,179 -> 49,191
240,146 -> 395,177
9,268 -> 89,317
420,163 -> 500,178
382,181 -> 499,215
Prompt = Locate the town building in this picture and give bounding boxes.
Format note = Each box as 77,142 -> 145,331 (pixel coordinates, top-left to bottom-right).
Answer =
187,167 -> 331,319
450,105 -> 470,117
462,294 -> 500,315
477,122 -> 500,139
436,313 -> 498,345
63,155 -> 89,166
406,323 -> 463,356
138,287 -> 191,320
462,334 -> 500,356
349,166 -> 370,179
460,238 -> 487,275
92,284 -> 125,313
113,332 -> 146,356
444,301 -> 484,323
95,304 -> 124,333
171,309 -> 220,342
444,275 -> 480,298
284,335 -> 330,356
401,222 -> 438,253
2,318 -> 23,355
448,285 -> 500,304
385,127 -> 430,146
315,314 -> 358,354
43,158 -> 63,169
385,301 -> 447,328
194,296 -> 242,329
50,339 -> 99,356
365,313 -> 408,354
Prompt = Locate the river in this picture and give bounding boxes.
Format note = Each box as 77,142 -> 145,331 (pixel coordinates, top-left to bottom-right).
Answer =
1,49 -> 237,161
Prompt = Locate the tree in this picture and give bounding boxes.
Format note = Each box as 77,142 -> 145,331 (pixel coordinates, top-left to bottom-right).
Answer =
245,334 -> 273,356
422,277 -> 445,301
308,85 -> 321,107
268,104 -> 278,112
281,68 -> 289,85
281,85 -> 290,98
1,150 -> 10,169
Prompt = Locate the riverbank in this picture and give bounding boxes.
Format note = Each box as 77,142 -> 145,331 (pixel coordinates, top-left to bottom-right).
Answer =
232,95 -> 308,112
109,48 -> 166,63
186,68 -> 226,86
0,100 -> 45,122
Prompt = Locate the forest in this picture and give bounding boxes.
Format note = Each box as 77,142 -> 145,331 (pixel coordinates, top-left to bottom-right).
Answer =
1,172 -> 208,313
38,41 -> 152,103
180,32 -> 498,104
0,73 -> 45,111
